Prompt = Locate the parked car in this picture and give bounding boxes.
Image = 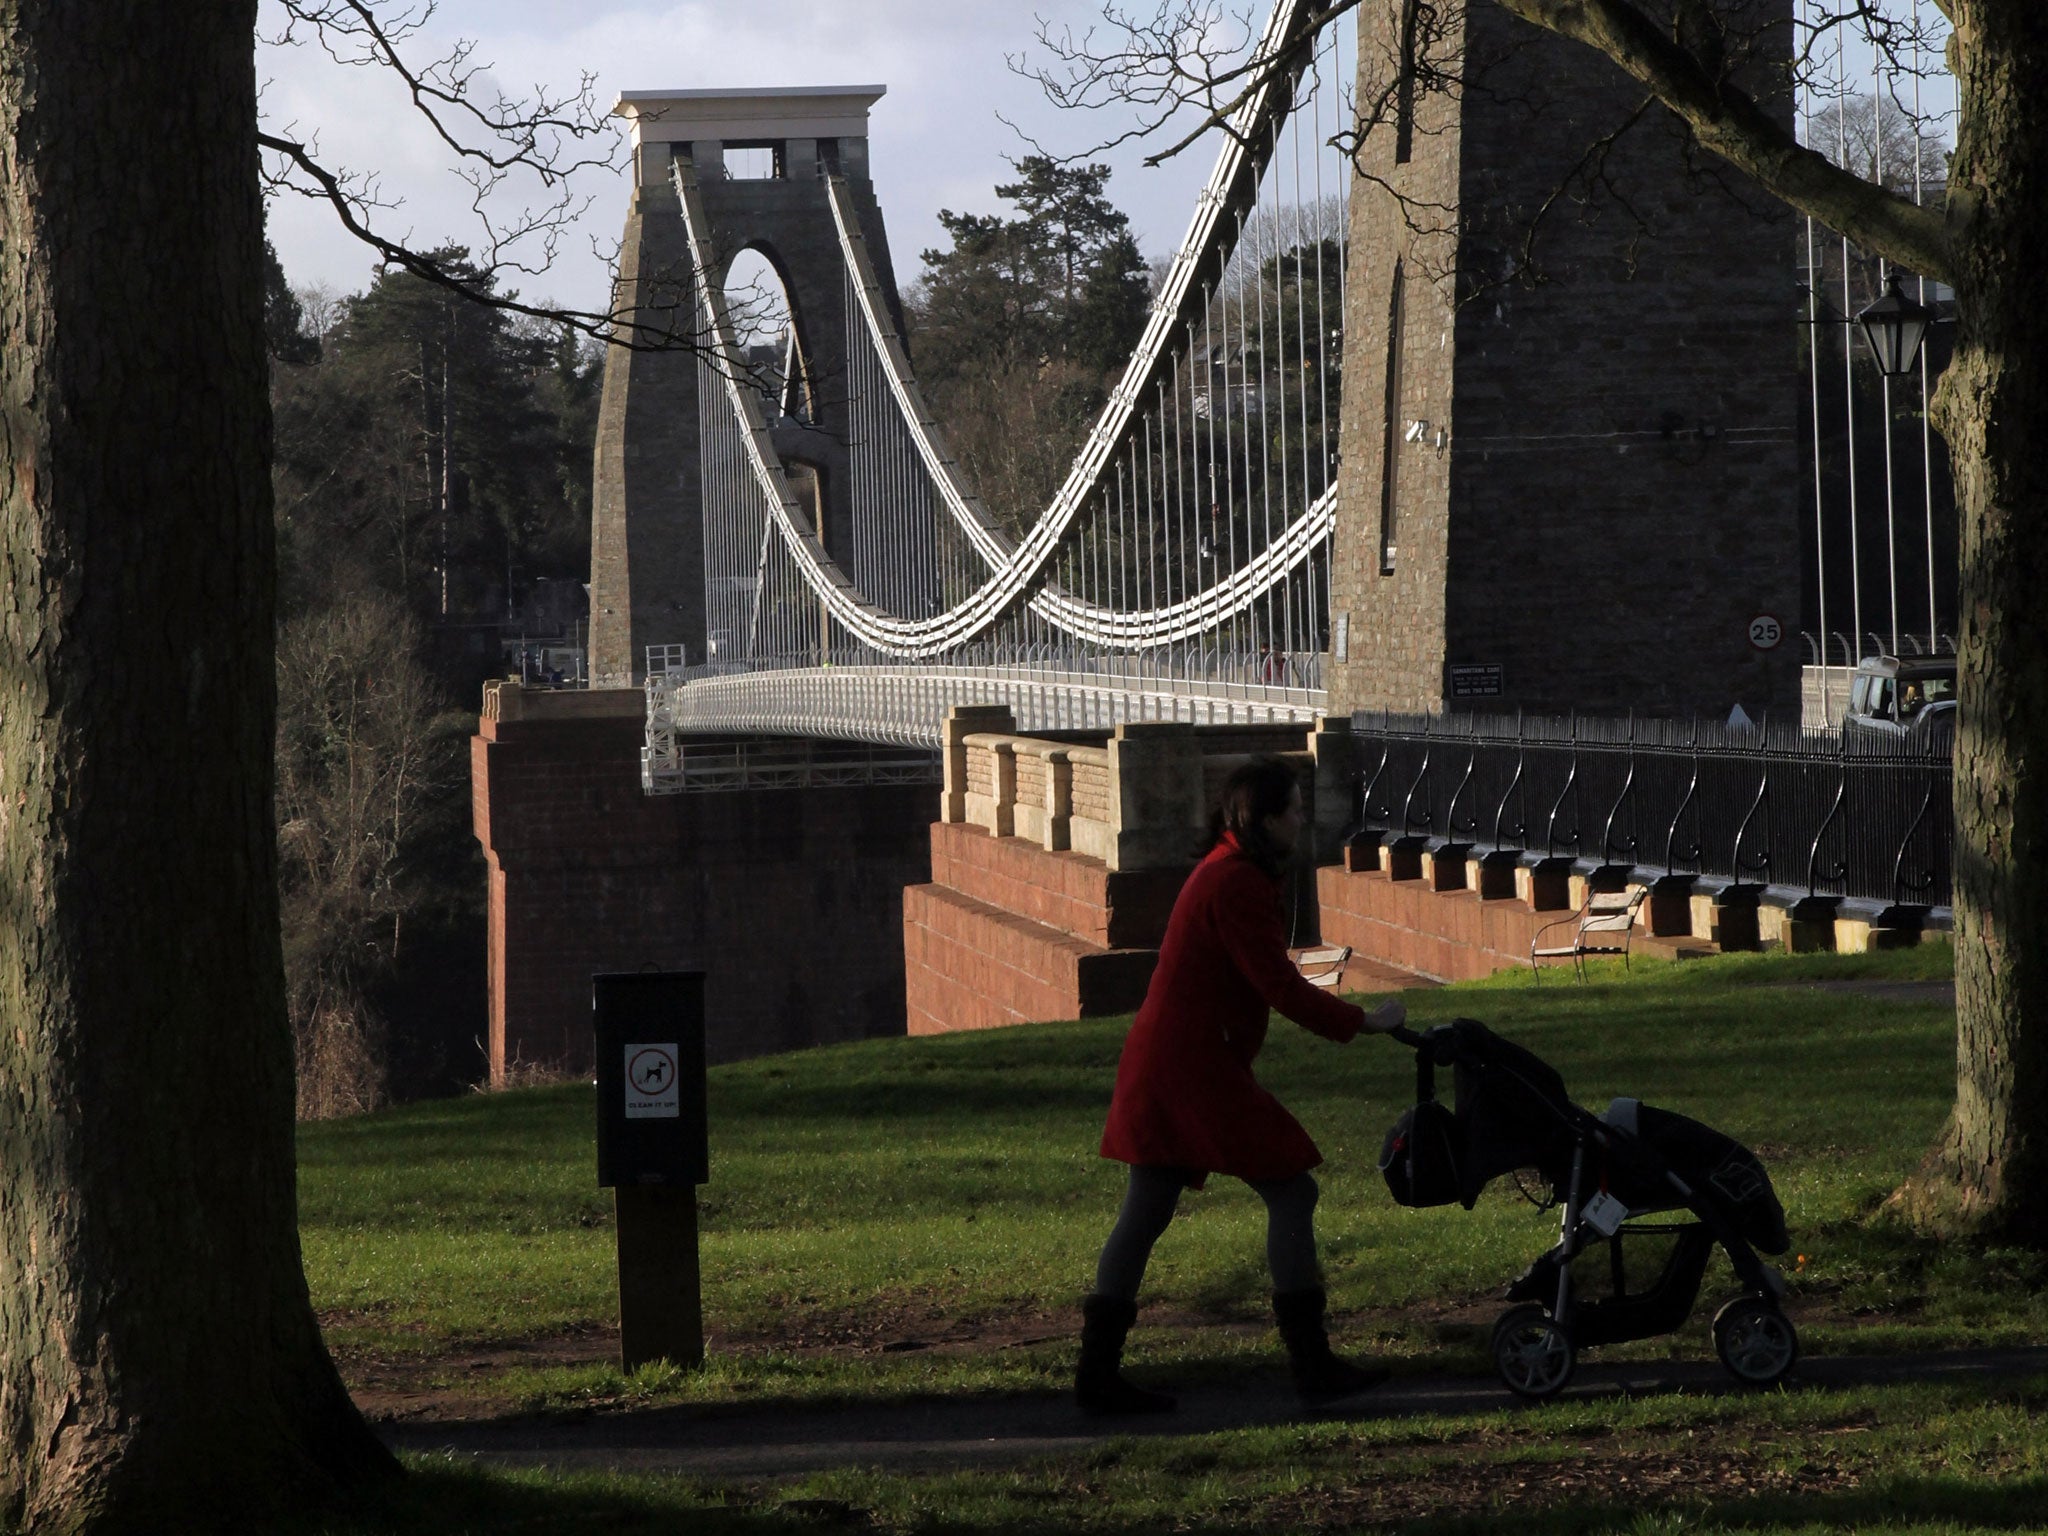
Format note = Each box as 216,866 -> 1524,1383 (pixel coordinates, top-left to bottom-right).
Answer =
1842,654 -> 1956,749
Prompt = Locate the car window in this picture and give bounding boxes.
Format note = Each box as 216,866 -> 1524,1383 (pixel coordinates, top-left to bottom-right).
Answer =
1870,678 -> 1896,720
1924,675 -> 1956,703
1916,709 -> 1958,750
1850,676 -> 1872,715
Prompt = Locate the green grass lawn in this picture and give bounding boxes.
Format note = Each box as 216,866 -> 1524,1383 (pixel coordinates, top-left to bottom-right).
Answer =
302,939 -> 2005,1403
290,940 -> 2048,1533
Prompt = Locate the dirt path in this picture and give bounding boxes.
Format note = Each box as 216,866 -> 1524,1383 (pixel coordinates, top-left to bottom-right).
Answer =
376,1344 -> 2048,1479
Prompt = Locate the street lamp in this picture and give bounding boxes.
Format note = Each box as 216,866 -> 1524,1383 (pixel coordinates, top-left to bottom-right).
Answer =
1856,274 -> 1937,377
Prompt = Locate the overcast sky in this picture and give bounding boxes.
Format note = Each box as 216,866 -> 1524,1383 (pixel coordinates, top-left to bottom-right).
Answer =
260,0 -> 1226,317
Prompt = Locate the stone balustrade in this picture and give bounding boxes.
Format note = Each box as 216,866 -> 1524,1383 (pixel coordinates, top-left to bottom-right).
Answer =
940,705 -> 1361,873
912,705 -> 1364,1035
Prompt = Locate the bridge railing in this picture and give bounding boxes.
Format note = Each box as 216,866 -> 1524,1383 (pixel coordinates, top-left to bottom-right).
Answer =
659,641 -> 1326,693
641,653 -> 1332,791
1347,710 -> 1953,912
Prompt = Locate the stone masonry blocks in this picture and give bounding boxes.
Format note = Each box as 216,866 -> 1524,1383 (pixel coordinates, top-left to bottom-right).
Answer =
589,168 -> 701,687
588,116 -> 907,685
472,691 -> 934,1077
1328,1 -> 1800,722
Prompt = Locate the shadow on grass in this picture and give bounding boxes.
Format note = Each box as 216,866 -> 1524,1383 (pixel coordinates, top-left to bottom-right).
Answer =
288,1457 -> 813,1535
282,1462 -> 2048,1535
1408,1474 -> 2048,1535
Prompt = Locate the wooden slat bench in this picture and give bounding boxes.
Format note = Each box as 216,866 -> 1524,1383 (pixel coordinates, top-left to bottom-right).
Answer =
1530,888 -> 1649,980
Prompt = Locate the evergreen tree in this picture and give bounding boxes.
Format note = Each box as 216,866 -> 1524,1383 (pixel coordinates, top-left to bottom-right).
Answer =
915,156 -> 1150,381
1069,228 -> 1153,377
265,247 -> 602,1127
534,323 -> 605,574
264,236 -> 321,366
271,248 -> 595,626
906,159 -> 1152,532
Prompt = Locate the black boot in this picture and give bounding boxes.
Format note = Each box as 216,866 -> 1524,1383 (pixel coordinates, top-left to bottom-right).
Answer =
1075,1294 -> 1177,1415
1273,1288 -> 1388,1403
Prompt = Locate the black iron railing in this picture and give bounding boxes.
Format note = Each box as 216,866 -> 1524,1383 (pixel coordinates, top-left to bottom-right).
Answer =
1349,711 -> 1953,909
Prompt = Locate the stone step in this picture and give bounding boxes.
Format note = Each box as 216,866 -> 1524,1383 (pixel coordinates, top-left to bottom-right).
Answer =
927,821 -> 1186,950
904,883 -> 1157,1036
1634,933 -> 1722,963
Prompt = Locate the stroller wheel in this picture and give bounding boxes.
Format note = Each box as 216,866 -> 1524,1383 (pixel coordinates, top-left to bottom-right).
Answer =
1712,1296 -> 1798,1386
1492,1304 -> 1575,1400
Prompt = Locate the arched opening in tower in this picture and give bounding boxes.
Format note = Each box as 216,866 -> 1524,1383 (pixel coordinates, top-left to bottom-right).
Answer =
723,248 -> 816,426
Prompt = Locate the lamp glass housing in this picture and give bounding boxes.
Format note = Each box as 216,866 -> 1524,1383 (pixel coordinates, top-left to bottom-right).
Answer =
1857,275 -> 1935,377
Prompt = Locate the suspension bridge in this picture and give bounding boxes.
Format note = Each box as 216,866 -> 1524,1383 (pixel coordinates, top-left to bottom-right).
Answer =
590,0 -> 1354,786
475,0 -> 1958,1075
580,0 -> 1955,789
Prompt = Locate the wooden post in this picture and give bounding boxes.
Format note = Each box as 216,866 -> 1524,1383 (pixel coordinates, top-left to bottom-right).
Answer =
614,1185 -> 704,1370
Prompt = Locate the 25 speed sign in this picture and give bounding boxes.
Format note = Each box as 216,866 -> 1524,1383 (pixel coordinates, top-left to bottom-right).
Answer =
1748,614 -> 1784,651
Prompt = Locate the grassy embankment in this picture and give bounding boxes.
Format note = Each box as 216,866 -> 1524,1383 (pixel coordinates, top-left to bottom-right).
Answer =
299,940 -> 2022,1416
290,939 -> 2048,1533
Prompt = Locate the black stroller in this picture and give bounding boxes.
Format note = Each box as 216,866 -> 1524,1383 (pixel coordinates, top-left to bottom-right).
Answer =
1380,1019 -> 1797,1399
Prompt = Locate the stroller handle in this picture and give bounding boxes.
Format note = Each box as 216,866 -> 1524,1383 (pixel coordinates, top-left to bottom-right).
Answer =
1381,1019 -> 1628,1146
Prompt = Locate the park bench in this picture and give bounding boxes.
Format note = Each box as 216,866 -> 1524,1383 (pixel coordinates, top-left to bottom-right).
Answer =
1293,944 -> 1353,989
1530,887 -> 1649,980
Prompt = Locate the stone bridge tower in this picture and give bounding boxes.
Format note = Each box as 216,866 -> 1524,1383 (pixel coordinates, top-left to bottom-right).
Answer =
588,86 -> 907,687
1326,3 -> 1801,721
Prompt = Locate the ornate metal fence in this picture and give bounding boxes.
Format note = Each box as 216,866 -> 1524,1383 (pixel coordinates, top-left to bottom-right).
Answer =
1349,712 -> 1952,910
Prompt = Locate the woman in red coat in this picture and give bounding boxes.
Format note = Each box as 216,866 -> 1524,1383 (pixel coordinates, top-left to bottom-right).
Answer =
1077,757 -> 1405,1415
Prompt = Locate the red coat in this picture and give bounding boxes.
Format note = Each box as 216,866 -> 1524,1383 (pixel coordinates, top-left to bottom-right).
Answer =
1100,834 -> 1366,1184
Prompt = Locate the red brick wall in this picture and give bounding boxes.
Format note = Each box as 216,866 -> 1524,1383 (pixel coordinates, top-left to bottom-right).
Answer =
1316,863 -> 1563,981
904,823 -> 1184,1035
925,821 -> 1186,949
473,708 -> 933,1079
908,824 -> 1600,1028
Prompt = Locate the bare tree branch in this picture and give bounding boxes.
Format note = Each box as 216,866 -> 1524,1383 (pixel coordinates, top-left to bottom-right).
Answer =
1493,0 -> 1952,280
1014,0 -> 1368,166
259,131 -> 706,351
1511,96 -> 1656,286
1018,0 -> 1954,294
265,0 -> 616,180
257,0 -> 739,355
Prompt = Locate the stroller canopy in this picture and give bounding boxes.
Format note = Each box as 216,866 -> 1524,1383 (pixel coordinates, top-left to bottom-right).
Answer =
1385,1018 -> 1789,1256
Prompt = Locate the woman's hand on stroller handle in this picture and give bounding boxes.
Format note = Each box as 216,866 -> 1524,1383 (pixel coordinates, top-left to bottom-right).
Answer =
1363,997 -> 1407,1036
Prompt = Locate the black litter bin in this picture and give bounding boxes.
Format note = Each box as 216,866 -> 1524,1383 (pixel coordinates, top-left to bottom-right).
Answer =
593,970 -> 707,1369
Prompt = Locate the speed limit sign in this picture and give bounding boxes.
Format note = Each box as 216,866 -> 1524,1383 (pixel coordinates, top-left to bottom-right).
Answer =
1748,614 -> 1784,651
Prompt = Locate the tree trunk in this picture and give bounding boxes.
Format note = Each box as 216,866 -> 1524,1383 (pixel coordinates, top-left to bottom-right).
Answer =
1893,3 -> 2048,1242
0,6 -> 396,1529
1481,1 -> 2048,1242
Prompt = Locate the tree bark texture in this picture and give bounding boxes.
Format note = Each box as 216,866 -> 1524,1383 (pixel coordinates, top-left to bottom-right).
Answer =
0,6 -> 394,1529
1490,3 -> 2048,1240
1490,0 -> 1952,280
1898,1 -> 2048,1242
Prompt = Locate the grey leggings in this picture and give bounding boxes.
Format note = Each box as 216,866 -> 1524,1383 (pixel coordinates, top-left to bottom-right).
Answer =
1092,1164 -> 1322,1300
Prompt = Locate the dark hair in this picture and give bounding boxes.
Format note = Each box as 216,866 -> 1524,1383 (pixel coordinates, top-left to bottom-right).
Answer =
1206,755 -> 1300,875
